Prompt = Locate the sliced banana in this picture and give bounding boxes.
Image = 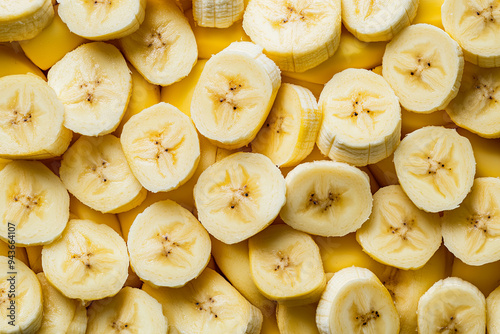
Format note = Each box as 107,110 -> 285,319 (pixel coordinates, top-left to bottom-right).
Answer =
417,277 -> 486,333
276,302 -> 319,334
487,284 -> 500,334
242,0 -> 341,72
280,161 -> 372,237
120,102 -> 200,193
193,0 -> 244,28
316,266 -> 400,334
394,126 -> 476,212
48,42 -> 132,136
0,0 -> 53,42
42,219 -> 129,301
382,23 -> 464,113
191,41 -> 281,149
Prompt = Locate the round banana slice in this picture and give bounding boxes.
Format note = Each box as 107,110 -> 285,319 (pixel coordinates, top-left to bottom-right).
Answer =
191,42 -> 281,149
193,0 -> 244,28
356,185 -> 442,270
242,0 -> 341,72
442,0 -> 500,68
280,161 -> 372,237
0,0 -> 53,42
382,23 -> 464,113
0,160 -> 69,246
48,42 -> 132,136
194,152 -> 286,244
418,277 -> 486,333
317,68 -> 401,166
120,102 -> 200,193
316,267 -> 400,334
0,74 -> 72,160
142,268 -> 263,334
42,219 -> 129,301
487,285 -> 500,334
394,126 -> 476,213
249,224 -> 326,306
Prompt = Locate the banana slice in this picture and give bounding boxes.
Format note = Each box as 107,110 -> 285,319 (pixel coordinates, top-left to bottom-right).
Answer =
0,0 -> 53,42
276,302 -> 319,334
394,126 -> 476,212
193,0 -> 244,28
191,41 -> 281,149
142,268 -> 263,334
487,284 -> 500,334
0,160 -> 69,246
251,83 -> 321,167
341,0 -> 418,42
0,74 -> 72,159
48,42 -> 132,136
316,266 -> 400,334
86,287 -> 167,333
194,152 -> 286,244
242,0 -> 341,72
119,0 -> 198,86
417,277 -> 486,333
280,161 -> 372,237
249,224 -> 326,306
120,102 -> 200,193
42,219 -> 129,301
382,23 -> 464,113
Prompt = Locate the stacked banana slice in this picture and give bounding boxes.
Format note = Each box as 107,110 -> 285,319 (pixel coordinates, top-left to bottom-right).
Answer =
0,0 -> 53,42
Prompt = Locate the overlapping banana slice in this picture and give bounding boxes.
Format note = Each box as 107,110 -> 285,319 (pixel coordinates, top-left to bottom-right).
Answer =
193,0 -> 244,28
487,285 -> 500,334
276,302 -> 319,334
0,0 -> 53,42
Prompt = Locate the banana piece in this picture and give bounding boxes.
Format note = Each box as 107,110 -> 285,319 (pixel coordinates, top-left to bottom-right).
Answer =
0,44 -> 46,79
382,23 -> 464,113
417,277 -> 486,333
452,257 -> 500,298
280,161 -> 372,237
191,41 -> 281,149
317,68 -> 401,166
193,0 -> 244,28
0,0 -> 54,42
86,287 -> 167,333
48,42 -> 132,136
194,152 -> 286,244
0,240 -> 29,267
487,284 -> 500,334
120,102 -> 200,193
70,195 -> 123,235
393,126 -> 476,212
279,145 -> 328,178
316,266 -> 400,334
276,302 -> 319,334
242,0 -> 341,72
251,83 -> 321,167
142,268 -> 263,334
119,0 -> 197,86
341,0 -> 418,42
281,76 -> 323,100
42,219 -> 129,301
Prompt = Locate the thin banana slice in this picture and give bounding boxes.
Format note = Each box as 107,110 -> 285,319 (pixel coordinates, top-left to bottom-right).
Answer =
191,41 -> 281,149
316,266 -> 400,334
382,23 -> 464,113
142,268 -> 263,334
0,0 -> 53,42
394,126 -> 476,212
42,219 -> 129,301
48,42 -> 132,136
418,277 -> 486,333
242,0 -> 341,72
280,161 -> 372,237
251,83 -> 321,167
487,284 -> 500,334
120,102 -> 200,193
193,0 -> 244,28
316,68 -> 401,166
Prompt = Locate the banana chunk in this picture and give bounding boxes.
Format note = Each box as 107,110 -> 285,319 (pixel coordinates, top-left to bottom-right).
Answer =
487,285 -> 500,334
193,0 -> 244,28
0,0 -> 53,42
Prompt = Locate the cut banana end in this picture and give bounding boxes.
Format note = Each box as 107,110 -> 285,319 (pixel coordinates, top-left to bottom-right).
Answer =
382,23 -> 464,113
487,285 -> 500,334
418,277 -> 486,333
394,126 -> 476,213
317,68 -> 401,166
191,41 -> 281,149
193,0 -> 244,28
0,0 -> 53,42
316,266 -> 400,334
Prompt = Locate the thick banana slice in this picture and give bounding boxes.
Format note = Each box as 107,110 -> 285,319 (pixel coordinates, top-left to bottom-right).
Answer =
0,74 -> 72,159
191,42 -> 281,149
418,277 -> 486,333
341,0 -> 418,42
48,42 -> 132,136
120,0 -> 198,86
382,23 -> 464,113
0,0 -> 53,42
86,287 -> 167,333
143,268 -> 263,334
251,83 -> 321,167
193,0 -> 244,28
242,0 -> 341,72
276,302 -> 319,334
120,102 -> 200,193
42,219 -> 129,301
316,266 -> 400,334
394,126 -> 476,212
487,285 -> 500,334
249,224 -> 326,306
280,161 -> 372,237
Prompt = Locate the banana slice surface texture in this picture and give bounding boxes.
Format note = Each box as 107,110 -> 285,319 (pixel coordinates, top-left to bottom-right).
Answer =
487,284 -> 500,334
0,0 -> 54,42
193,0 -> 244,28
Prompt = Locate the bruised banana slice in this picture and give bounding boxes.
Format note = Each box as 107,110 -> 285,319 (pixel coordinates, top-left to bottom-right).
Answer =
193,0 -> 244,28
0,0 -> 53,42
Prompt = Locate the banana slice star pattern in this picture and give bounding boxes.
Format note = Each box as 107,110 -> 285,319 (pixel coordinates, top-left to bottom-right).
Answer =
193,0 -> 244,28
0,0 -> 54,42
